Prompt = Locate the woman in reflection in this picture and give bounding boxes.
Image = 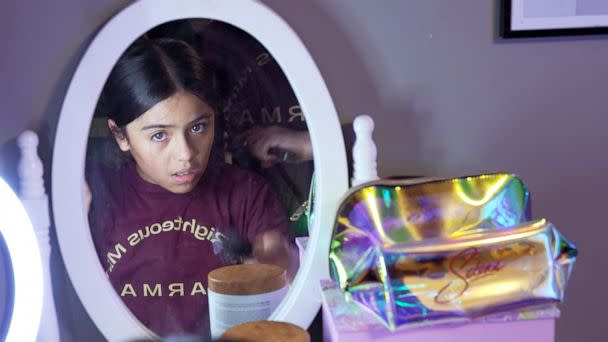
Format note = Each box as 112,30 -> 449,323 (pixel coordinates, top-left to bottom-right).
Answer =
86,36 -> 297,338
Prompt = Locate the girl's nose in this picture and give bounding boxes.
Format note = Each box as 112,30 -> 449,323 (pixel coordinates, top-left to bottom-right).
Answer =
174,135 -> 195,161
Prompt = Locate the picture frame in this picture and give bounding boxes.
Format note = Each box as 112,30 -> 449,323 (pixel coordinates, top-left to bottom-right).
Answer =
502,0 -> 608,38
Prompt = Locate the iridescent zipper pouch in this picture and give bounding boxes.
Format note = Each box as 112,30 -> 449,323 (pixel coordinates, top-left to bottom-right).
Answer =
329,174 -> 576,331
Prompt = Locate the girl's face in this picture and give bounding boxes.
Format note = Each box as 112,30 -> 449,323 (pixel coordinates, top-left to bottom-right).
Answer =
109,91 -> 215,194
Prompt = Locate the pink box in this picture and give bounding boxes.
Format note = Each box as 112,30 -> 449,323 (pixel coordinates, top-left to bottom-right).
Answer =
321,280 -> 557,342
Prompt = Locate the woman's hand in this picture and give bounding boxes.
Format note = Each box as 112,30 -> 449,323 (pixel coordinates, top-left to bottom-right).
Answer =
236,126 -> 312,168
248,230 -> 299,282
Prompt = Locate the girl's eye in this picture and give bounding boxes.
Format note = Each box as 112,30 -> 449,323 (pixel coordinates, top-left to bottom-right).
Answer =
191,123 -> 207,133
151,132 -> 167,142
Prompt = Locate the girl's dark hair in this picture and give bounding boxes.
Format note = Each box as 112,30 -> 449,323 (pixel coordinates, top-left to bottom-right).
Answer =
97,37 -> 217,127
93,36 -> 224,164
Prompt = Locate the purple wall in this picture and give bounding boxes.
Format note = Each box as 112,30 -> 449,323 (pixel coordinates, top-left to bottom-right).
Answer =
264,1 -> 606,341
1,0 -> 605,341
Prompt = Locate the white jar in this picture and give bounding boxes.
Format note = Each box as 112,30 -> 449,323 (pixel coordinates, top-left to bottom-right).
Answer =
207,264 -> 287,338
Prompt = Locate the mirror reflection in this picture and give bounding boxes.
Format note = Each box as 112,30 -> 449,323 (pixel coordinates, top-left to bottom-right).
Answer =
84,20 -> 314,338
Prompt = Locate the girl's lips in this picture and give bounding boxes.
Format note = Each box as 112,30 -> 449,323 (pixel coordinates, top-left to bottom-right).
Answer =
172,169 -> 199,184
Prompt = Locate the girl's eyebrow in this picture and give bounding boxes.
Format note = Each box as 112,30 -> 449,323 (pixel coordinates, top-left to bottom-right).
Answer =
188,113 -> 212,124
141,123 -> 172,131
140,113 -> 212,131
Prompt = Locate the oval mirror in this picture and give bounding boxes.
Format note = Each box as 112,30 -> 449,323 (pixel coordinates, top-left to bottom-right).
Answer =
52,0 -> 347,340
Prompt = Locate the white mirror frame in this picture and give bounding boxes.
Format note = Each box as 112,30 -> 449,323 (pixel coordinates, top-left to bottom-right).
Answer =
52,0 -> 348,340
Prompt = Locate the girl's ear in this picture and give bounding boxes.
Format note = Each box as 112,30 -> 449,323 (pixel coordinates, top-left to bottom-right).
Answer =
108,119 -> 130,152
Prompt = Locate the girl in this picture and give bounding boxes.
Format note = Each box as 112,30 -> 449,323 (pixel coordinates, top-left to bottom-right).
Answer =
86,36 -> 296,338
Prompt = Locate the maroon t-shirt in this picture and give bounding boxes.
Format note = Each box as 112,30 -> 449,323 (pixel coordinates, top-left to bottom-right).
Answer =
88,161 -> 288,337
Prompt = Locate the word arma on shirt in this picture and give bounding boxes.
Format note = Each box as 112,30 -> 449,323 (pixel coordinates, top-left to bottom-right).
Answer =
227,104 -> 304,129
120,281 -> 207,297
103,217 -> 228,275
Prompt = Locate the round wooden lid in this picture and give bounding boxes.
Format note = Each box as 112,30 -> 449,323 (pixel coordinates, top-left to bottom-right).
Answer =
208,264 -> 286,295
220,320 -> 310,342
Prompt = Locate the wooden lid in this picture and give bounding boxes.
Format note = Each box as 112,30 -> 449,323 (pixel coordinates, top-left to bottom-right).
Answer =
208,264 -> 286,295
220,320 -> 310,342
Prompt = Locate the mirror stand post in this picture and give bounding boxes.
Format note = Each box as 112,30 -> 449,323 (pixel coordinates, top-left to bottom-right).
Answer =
18,131 -> 59,342
351,115 -> 379,187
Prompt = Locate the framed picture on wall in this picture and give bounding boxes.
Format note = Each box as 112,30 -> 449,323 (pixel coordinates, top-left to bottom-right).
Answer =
502,0 -> 608,38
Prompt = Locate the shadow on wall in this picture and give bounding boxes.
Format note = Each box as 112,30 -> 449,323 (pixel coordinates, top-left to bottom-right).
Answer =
378,92 -> 437,177
261,0 -> 437,178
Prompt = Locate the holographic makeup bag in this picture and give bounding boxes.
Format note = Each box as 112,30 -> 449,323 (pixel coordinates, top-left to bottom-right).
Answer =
329,174 -> 576,331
